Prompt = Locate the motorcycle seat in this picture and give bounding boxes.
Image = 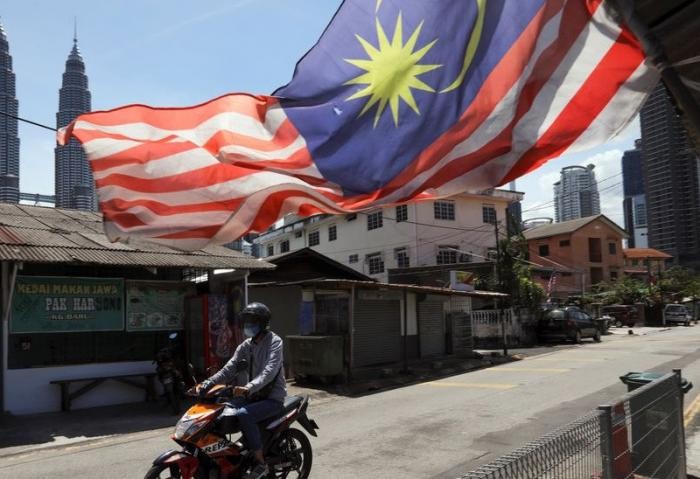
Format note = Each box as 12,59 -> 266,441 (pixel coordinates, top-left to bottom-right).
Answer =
281,395 -> 303,414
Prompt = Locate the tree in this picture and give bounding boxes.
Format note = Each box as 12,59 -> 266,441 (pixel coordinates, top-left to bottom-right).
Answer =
492,234 -> 545,311
593,277 -> 648,305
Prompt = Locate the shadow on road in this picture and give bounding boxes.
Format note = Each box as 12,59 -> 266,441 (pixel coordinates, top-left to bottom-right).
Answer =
0,399 -> 181,452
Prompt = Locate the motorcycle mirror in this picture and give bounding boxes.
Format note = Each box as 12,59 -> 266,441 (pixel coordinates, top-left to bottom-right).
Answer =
168,332 -> 178,340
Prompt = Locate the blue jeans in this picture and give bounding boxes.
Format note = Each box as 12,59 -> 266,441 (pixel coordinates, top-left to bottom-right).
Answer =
228,397 -> 283,451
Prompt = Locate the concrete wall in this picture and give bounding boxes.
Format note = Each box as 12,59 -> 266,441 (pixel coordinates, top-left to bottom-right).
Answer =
6,361 -> 154,415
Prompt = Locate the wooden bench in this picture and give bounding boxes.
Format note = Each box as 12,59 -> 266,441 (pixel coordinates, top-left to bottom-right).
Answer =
50,373 -> 157,412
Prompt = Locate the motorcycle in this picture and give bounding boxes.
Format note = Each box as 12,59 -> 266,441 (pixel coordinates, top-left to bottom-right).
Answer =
155,332 -> 196,415
145,361 -> 319,479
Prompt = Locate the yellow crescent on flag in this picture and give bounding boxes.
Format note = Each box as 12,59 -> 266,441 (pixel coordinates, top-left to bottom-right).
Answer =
441,0 -> 487,93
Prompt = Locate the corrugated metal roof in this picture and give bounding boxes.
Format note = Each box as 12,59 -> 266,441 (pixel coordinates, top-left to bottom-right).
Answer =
250,278 -> 508,298
0,204 -> 274,270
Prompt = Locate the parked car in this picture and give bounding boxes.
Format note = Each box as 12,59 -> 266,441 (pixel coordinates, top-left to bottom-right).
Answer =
663,304 -> 693,326
537,306 -> 602,343
601,305 -> 638,328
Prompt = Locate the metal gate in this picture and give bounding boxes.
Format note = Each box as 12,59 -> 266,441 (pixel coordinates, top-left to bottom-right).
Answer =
419,296 -> 445,357
353,298 -> 401,367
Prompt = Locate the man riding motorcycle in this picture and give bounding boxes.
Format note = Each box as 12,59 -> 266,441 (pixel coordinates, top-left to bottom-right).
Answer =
197,302 -> 286,479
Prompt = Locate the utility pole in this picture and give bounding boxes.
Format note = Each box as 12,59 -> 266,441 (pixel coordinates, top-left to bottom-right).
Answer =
494,218 -> 507,356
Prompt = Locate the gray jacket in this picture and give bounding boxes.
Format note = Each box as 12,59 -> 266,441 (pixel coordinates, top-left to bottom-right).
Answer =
208,331 -> 286,403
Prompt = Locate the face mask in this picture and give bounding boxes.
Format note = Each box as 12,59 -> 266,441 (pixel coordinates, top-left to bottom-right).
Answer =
244,322 -> 261,338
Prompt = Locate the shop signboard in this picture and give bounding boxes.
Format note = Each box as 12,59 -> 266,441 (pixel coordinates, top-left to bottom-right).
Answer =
11,276 -> 124,333
126,281 -> 195,331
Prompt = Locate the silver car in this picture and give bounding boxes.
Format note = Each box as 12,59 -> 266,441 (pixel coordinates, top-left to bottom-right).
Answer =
664,304 -> 692,326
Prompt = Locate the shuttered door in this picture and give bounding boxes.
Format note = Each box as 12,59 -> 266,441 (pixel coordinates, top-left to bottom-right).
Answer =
419,297 -> 445,357
353,299 -> 401,367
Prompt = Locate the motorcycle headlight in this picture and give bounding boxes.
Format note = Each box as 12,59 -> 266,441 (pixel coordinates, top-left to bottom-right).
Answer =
174,417 -> 202,439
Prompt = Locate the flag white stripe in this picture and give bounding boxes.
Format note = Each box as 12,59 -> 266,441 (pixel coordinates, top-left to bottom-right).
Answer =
96,170 -> 343,205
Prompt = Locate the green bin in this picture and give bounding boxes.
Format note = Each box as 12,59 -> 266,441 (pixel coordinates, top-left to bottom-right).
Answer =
618,371 -> 692,478
620,371 -> 692,393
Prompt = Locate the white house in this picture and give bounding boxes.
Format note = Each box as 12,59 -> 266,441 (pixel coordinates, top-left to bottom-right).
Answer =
255,190 -> 523,282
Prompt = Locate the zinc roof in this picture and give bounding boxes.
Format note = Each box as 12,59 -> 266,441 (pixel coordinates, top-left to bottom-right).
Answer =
0,203 -> 273,270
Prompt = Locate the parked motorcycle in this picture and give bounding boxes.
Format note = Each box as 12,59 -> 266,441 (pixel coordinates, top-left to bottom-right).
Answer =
145,365 -> 319,479
154,332 -> 196,415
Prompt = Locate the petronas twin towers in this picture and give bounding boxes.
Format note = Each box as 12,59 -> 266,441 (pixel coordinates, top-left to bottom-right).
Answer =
0,21 -> 96,210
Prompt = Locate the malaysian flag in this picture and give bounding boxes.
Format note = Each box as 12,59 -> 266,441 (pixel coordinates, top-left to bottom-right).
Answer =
59,0 -> 657,250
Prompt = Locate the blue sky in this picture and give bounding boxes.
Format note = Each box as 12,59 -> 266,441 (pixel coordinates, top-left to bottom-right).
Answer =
4,0 -> 638,225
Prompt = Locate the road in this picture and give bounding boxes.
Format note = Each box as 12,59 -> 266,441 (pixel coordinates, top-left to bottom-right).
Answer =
3,326 -> 700,478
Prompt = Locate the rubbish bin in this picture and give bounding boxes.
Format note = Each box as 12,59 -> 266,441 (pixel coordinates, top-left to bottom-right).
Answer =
620,371 -> 692,393
618,371 -> 692,477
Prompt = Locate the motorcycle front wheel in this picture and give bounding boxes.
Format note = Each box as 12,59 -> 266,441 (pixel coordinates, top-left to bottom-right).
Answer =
270,427 -> 313,479
144,464 -> 206,479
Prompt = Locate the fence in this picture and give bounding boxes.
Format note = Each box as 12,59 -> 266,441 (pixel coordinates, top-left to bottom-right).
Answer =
460,371 -> 687,479
471,309 -> 536,348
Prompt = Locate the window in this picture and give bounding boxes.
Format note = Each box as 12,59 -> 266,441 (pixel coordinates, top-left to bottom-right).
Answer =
367,211 -> 383,230
610,271 -> 618,280
632,259 -> 639,266
434,200 -> 455,220
294,231 -> 303,238
395,205 -> 408,222
366,253 -> 384,275
608,242 -> 617,255
482,204 -> 497,224
395,247 -> 410,268
589,238 -> 602,263
328,225 -> 337,242
349,254 -> 358,264
538,244 -> 549,257
559,239 -> 570,247
267,244 -> 274,256
308,230 -> 320,247
280,240 -> 290,253
437,245 -> 459,265
346,213 -> 357,221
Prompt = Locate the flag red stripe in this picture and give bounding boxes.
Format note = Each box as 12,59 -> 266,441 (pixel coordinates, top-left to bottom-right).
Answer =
500,27 -> 646,182
95,163 -> 251,192
100,197 -> 246,217
385,0 -> 601,199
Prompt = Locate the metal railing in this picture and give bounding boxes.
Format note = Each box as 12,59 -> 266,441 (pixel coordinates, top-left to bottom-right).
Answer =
460,371 -> 687,479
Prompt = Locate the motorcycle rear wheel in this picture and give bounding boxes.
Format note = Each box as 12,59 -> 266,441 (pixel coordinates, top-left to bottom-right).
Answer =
270,427 -> 313,479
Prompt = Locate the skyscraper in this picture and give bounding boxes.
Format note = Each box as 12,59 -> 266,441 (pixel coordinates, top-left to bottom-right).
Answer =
553,165 -> 600,222
621,140 -> 647,248
0,22 -> 20,203
55,31 -> 95,210
640,82 -> 700,270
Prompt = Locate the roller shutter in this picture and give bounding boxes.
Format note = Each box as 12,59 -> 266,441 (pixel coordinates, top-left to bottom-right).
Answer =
419,296 -> 445,357
353,299 -> 401,367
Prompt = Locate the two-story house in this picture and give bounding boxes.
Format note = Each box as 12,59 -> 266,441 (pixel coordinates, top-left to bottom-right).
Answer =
254,190 -> 522,282
523,215 -> 627,295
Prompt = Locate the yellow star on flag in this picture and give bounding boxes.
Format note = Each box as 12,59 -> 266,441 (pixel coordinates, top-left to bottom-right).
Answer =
344,13 -> 441,127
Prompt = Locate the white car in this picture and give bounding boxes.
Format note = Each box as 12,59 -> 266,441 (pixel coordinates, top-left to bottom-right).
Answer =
664,304 -> 692,326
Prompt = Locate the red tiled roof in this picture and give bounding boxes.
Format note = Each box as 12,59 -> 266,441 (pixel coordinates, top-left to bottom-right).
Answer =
623,248 -> 672,260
